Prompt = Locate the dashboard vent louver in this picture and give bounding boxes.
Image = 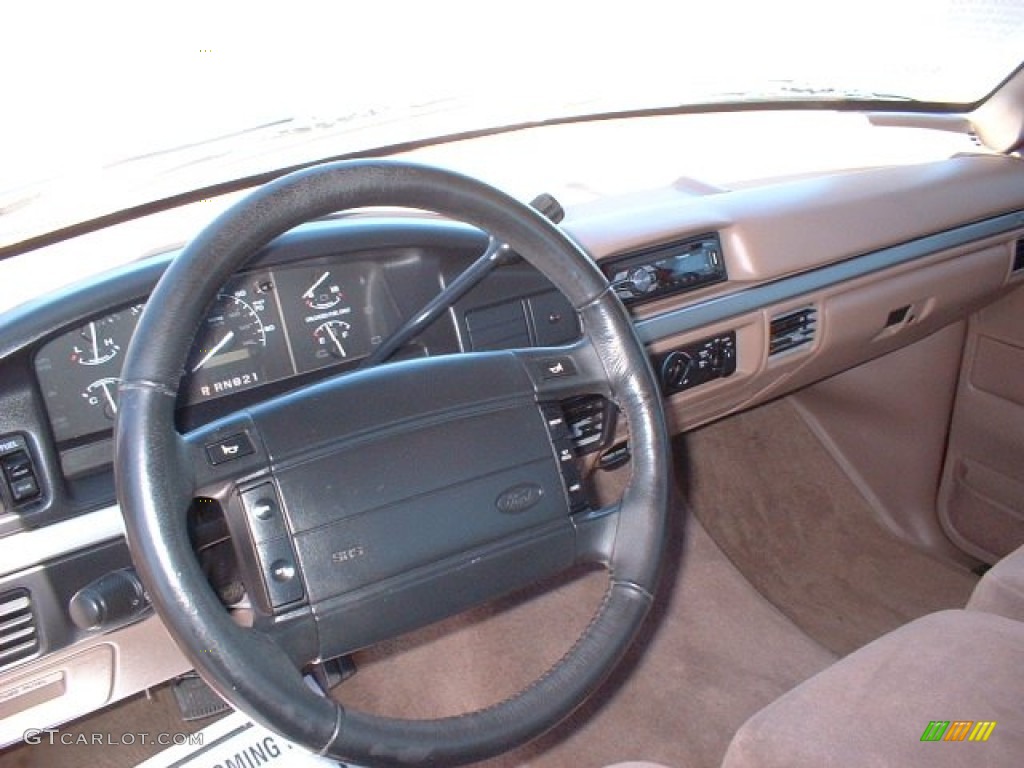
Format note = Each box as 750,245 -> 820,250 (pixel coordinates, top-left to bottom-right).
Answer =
769,306 -> 817,357
1013,240 -> 1024,272
0,589 -> 40,672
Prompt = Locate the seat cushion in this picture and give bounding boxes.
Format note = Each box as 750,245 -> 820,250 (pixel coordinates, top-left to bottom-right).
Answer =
722,610 -> 1024,768
967,543 -> 1024,622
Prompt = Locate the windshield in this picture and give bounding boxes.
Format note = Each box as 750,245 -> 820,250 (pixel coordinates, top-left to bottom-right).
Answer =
2,0 -> 1022,253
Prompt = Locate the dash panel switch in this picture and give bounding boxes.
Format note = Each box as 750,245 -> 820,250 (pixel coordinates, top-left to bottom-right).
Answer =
0,435 -> 41,505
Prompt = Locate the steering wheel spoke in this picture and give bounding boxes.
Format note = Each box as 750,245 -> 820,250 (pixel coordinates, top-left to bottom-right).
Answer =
571,501 -> 624,564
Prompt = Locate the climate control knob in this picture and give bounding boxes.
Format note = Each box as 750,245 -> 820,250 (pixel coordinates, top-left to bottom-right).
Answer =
660,351 -> 695,390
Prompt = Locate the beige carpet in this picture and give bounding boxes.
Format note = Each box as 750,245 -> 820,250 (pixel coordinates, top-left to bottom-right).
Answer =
0,508 -> 835,768
682,397 -> 979,655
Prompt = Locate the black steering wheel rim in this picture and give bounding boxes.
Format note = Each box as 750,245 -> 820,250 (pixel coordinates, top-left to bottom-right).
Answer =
115,160 -> 670,766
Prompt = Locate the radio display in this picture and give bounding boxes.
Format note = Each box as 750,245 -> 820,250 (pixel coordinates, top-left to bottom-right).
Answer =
604,234 -> 727,305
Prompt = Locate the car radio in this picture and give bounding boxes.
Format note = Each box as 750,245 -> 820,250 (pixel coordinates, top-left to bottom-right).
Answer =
602,233 -> 727,305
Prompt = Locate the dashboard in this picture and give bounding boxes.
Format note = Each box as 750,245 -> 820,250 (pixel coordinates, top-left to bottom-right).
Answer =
1,149 -> 1024,748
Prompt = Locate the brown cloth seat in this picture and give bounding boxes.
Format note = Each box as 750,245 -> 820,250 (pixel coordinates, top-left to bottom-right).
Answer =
967,543 -> 1024,622
721,610 -> 1024,767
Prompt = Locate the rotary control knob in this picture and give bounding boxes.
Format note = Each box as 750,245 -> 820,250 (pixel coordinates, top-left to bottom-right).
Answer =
708,339 -> 724,371
660,350 -> 695,391
628,266 -> 658,294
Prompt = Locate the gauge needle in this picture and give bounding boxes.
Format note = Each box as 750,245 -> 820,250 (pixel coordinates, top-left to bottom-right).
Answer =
325,323 -> 347,357
89,321 -> 99,361
101,381 -> 118,415
191,331 -> 235,372
303,271 -> 330,299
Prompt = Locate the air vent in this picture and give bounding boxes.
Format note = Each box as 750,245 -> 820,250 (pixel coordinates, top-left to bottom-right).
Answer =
1013,240 -> 1024,272
0,589 -> 40,672
770,306 -> 817,357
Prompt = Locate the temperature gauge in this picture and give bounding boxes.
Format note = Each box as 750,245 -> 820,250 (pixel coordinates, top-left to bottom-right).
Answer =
313,319 -> 352,359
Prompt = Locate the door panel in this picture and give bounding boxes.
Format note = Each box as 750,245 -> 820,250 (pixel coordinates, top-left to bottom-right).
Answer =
939,279 -> 1024,563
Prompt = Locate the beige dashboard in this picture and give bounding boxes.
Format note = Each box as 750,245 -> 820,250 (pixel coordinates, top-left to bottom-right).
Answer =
564,153 -> 1024,434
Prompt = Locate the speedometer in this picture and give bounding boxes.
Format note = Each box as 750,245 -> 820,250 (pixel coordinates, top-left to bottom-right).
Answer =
187,294 -> 267,373
184,276 -> 292,402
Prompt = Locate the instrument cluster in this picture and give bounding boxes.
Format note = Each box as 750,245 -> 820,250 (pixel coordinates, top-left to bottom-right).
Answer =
35,258 -> 400,443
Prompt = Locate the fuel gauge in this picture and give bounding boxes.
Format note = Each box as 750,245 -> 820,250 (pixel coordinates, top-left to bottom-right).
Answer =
302,271 -> 344,310
313,319 -> 352,359
277,260 -> 400,374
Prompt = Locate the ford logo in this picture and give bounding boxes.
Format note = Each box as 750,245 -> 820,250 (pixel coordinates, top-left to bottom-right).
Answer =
495,483 -> 544,514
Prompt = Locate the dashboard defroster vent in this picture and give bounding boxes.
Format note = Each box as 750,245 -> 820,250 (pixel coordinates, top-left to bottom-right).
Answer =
769,306 -> 818,357
1013,240 -> 1024,272
0,589 -> 40,672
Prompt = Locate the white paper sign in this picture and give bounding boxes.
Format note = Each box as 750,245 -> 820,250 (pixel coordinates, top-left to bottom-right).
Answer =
137,710 -> 363,768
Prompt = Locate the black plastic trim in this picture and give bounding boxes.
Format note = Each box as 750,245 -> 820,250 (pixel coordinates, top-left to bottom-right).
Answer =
0,538 -> 134,671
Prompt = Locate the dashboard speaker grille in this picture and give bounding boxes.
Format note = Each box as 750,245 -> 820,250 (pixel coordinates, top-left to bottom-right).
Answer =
769,306 -> 818,357
0,589 -> 40,672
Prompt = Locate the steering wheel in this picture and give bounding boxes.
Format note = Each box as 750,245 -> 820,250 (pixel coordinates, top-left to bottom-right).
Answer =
115,160 -> 670,767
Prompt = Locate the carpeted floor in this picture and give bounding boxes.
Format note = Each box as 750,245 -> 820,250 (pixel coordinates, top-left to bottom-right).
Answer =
682,397 -> 979,655
335,509 -> 837,768
0,509 -> 836,768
